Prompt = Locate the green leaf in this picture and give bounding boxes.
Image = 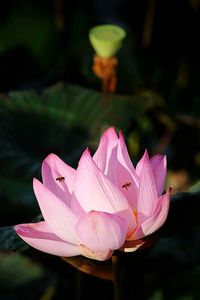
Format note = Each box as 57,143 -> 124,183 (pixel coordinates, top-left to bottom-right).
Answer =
0,226 -> 28,251
0,82 -> 153,180
0,216 -> 42,251
0,252 -> 44,289
187,180 -> 200,193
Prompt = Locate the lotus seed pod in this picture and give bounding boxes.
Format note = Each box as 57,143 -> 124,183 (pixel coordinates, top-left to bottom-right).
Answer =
89,24 -> 126,58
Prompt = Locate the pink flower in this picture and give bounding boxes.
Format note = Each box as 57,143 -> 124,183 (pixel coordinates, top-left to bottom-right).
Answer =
15,148 -> 133,261
93,127 -> 171,251
14,127 -> 170,260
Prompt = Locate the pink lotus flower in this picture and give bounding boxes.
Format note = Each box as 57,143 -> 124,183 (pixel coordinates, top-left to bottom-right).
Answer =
14,127 -> 170,260
93,127 -> 171,251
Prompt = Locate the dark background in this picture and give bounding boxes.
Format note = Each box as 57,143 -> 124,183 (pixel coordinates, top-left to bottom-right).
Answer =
0,1 -> 200,299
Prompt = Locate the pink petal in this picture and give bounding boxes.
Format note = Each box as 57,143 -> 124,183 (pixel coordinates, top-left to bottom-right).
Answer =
134,188 -> 170,239
42,153 -> 76,205
116,209 -> 137,240
120,239 -> 145,252
150,154 -> 167,196
137,150 -> 158,217
114,132 -> 139,208
136,149 -> 147,177
93,129 -> 139,209
79,244 -> 113,261
118,132 -> 138,181
74,149 -> 132,214
70,193 -> 85,217
14,221 -> 80,257
33,178 -> 79,244
76,211 -> 128,252
93,127 -> 118,175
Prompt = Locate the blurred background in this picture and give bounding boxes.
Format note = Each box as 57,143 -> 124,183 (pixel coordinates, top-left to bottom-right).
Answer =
0,0 -> 200,299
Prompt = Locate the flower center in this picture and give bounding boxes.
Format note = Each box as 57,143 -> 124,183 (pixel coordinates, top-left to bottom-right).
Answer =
133,209 -> 138,225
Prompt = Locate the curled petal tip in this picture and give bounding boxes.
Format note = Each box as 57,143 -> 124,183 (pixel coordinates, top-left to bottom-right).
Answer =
119,130 -> 123,139
106,126 -> 116,133
33,177 -> 38,185
43,153 -> 57,160
79,148 -> 91,163
83,147 -> 91,156
14,225 -> 20,232
41,153 -> 60,169
33,178 -> 42,190
104,127 -> 118,140
144,149 -> 149,159
14,224 -> 31,235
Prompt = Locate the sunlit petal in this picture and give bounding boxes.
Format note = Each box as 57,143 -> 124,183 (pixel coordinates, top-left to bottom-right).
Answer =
76,211 -> 128,251
42,153 -> 76,204
33,178 -> 79,244
15,221 -> 80,256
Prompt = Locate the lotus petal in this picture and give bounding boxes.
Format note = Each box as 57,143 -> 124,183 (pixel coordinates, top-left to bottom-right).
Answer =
15,221 -> 80,256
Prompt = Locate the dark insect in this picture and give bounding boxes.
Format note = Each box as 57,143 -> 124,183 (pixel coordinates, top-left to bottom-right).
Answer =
122,182 -> 131,190
56,176 -> 65,182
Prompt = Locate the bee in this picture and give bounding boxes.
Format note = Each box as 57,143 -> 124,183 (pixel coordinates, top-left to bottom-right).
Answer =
56,176 -> 65,182
122,182 -> 131,190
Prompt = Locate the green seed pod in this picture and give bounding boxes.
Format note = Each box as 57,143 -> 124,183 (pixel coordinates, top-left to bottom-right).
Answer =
89,24 -> 126,58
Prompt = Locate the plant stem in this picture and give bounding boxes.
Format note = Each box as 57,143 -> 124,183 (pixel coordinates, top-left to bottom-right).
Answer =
112,256 -> 123,300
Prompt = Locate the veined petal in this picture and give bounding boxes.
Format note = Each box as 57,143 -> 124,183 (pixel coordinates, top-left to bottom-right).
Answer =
70,193 -> 85,218
150,154 -> 167,196
76,211 -> 128,252
93,127 -> 118,175
134,188 -> 170,239
118,132 -> 139,183
137,150 -> 158,217
79,244 -> 113,261
115,209 -> 137,240
33,179 -> 79,244
42,153 -> 76,204
14,222 -> 80,257
136,149 -> 148,177
114,132 -> 139,208
74,149 -> 131,213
